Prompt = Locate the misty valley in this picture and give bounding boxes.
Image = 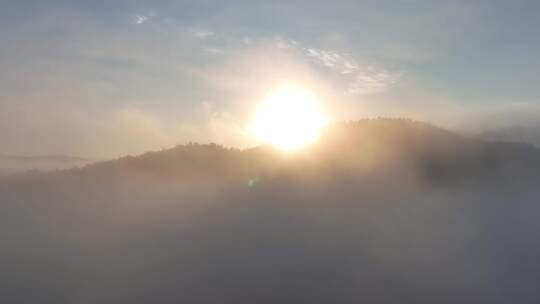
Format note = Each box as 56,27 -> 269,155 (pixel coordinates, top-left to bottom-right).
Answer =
2,119 -> 540,303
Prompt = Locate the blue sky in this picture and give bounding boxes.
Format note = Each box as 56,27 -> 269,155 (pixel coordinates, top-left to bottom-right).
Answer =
1,0 -> 540,157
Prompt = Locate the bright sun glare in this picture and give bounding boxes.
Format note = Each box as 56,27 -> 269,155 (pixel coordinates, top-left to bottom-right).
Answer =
250,87 -> 329,151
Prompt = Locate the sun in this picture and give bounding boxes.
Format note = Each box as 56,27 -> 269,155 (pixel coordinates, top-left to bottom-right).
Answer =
250,86 -> 329,151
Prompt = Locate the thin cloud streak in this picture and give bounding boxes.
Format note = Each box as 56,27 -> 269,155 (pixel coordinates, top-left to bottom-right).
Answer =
263,37 -> 400,96
190,28 -> 215,39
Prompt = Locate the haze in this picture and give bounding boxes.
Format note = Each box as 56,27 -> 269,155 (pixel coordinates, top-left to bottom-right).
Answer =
2,1 -> 540,304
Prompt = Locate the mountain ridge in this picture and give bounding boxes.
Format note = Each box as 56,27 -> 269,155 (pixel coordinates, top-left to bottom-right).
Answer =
4,118 -> 540,183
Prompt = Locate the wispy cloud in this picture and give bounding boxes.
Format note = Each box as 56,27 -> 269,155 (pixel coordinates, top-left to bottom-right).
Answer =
190,28 -> 215,39
264,37 -> 399,96
305,48 -> 342,69
346,68 -> 400,95
131,14 -> 150,25
203,47 -> 225,55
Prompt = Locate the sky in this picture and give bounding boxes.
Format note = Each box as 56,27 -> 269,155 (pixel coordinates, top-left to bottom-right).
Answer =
1,0 -> 540,158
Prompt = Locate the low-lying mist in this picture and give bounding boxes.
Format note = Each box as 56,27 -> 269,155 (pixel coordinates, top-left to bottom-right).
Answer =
2,119 -> 540,303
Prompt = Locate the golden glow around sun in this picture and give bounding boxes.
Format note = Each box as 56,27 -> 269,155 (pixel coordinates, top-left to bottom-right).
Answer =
250,86 -> 329,151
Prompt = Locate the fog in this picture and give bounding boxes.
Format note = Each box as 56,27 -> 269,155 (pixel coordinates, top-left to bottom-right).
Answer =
2,119 -> 540,303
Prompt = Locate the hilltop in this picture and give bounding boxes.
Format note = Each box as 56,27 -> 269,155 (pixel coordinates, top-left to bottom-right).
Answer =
5,118 -> 539,189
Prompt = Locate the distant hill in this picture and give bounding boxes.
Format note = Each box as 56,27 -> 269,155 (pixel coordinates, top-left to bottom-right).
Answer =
481,123 -> 540,147
0,154 -> 91,176
7,118 -> 540,185
8,118 -> 537,190
2,118 -> 540,304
